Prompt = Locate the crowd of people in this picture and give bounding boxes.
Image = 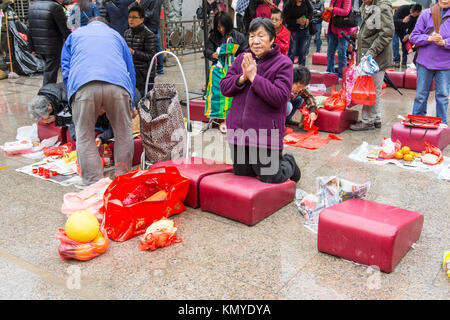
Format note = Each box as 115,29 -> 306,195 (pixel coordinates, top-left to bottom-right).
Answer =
22,0 -> 449,187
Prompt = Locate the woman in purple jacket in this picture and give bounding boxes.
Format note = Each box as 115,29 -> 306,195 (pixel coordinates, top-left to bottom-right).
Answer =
220,18 -> 301,184
410,0 -> 450,125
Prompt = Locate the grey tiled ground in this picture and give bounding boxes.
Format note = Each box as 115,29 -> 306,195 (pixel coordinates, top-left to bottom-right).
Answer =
0,53 -> 449,300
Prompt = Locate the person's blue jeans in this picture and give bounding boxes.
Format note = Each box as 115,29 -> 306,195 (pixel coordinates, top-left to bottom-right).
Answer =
305,22 -> 322,53
288,29 -> 309,66
286,96 -> 304,122
326,31 -> 348,79
392,31 -> 408,64
149,27 -> 164,73
412,63 -> 450,125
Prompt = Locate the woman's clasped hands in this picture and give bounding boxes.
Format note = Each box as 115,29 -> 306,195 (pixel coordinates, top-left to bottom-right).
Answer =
239,53 -> 257,84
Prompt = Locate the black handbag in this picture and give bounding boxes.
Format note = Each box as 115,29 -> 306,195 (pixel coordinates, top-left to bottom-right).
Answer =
309,21 -> 317,35
332,0 -> 358,28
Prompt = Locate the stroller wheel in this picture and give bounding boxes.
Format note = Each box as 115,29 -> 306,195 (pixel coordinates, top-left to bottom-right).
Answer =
219,121 -> 227,134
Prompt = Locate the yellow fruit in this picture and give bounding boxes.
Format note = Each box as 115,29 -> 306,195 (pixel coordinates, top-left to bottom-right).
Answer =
401,146 -> 411,154
403,154 -> 414,161
65,210 -> 100,243
409,151 -> 416,158
395,151 -> 404,159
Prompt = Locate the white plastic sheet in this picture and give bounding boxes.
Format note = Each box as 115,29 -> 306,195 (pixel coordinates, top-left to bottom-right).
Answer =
349,141 -> 450,180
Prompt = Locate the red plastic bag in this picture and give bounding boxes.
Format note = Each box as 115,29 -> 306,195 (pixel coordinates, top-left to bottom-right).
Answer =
421,142 -> 443,165
102,166 -> 190,242
324,86 -> 346,111
56,228 -> 109,261
42,143 -> 72,157
351,75 -> 376,106
300,107 -> 319,132
321,10 -> 331,23
139,218 -> 182,251
378,137 -> 401,159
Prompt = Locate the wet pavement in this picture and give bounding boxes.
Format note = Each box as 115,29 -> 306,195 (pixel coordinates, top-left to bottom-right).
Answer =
0,52 -> 449,300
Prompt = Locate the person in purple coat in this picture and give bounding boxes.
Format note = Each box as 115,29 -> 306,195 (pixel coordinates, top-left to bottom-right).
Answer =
220,17 -> 301,184
410,0 -> 450,125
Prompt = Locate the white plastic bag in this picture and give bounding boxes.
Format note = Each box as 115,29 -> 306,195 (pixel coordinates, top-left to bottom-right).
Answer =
16,123 -> 39,142
356,55 -> 379,76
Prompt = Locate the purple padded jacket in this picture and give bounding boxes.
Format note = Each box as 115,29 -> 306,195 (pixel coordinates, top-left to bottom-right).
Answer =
410,8 -> 450,70
220,44 -> 293,150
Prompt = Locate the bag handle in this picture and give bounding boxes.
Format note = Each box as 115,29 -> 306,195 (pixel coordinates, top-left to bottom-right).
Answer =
409,127 -> 428,141
114,162 -> 129,176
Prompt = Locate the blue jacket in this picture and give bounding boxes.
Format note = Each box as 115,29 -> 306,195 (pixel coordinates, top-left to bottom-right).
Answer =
80,3 -> 100,26
61,21 -> 136,105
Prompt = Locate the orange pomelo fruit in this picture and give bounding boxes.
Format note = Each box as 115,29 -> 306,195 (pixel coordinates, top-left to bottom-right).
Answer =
92,231 -> 108,253
401,146 -> 411,154
395,151 -> 404,159
403,153 -> 414,161
74,243 -> 94,261
65,210 -> 100,243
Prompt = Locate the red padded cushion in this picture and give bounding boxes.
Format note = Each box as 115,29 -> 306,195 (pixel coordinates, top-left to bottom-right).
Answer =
316,108 -> 359,133
312,53 -> 339,65
318,199 -> 423,273
310,71 -> 339,88
188,99 -> 209,123
385,70 -> 405,88
108,137 -> 144,166
391,122 -> 450,152
37,121 -> 67,144
152,157 -> 234,208
199,172 -> 296,226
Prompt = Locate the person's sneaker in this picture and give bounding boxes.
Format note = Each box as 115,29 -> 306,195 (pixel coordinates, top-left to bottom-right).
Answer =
350,121 -> 375,131
394,61 -> 400,68
401,61 -> 407,67
157,69 -> 164,75
284,154 -> 301,183
374,121 -> 381,128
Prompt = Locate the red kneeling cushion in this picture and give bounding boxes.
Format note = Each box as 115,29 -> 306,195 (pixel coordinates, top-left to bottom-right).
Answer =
385,70 -> 405,88
390,122 -> 450,152
316,108 -> 359,133
312,52 -> 328,65
189,99 -> 209,123
310,71 -> 339,88
318,199 -> 424,273
199,172 -> 296,226
37,121 -> 67,144
108,137 -> 143,166
152,157 -> 234,208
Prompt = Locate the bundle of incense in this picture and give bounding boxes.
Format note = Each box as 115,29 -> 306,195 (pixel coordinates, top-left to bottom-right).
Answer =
430,4 -> 443,33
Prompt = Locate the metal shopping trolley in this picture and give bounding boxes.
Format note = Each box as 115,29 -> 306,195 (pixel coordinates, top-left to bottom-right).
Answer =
138,51 -> 192,169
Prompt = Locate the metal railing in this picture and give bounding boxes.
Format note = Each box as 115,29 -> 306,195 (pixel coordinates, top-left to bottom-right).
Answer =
161,15 -> 213,57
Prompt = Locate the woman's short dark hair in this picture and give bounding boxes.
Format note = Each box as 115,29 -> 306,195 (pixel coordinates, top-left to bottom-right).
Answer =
214,11 -> 233,37
411,4 -> 422,13
293,66 -> 311,85
129,5 -> 145,18
271,7 -> 283,20
248,17 -> 276,41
